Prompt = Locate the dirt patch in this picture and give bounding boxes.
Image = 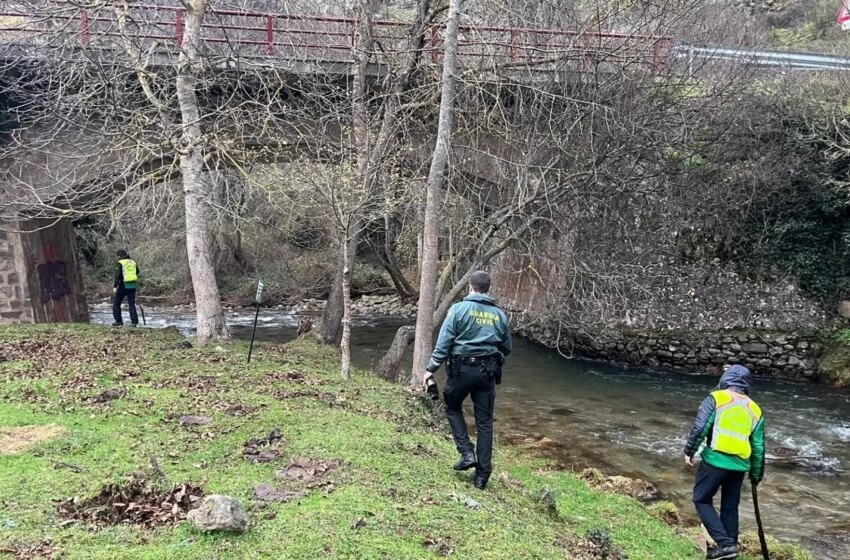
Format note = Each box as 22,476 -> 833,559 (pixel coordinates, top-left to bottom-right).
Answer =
0,425 -> 67,455
57,475 -> 204,528
177,414 -> 213,427
251,485 -> 307,503
243,428 -> 284,464
276,457 -> 341,488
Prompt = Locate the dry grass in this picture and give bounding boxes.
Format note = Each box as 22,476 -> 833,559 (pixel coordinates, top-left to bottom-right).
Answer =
0,424 -> 67,455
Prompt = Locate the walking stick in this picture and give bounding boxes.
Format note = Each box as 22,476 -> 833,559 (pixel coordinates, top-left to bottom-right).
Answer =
751,484 -> 771,560
139,304 -> 147,326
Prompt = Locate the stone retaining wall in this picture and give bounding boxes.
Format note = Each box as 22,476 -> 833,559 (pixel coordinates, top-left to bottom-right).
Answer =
220,291 -> 830,381
0,229 -> 34,324
291,295 -> 416,318
517,323 -> 825,380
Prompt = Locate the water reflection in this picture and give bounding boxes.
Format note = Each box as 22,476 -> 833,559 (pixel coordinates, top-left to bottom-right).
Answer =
91,306 -> 850,559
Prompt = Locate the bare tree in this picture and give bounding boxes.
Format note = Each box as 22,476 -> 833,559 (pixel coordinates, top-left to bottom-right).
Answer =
411,0 -> 463,383
177,0 -> 229,343
310,0 -> 442,344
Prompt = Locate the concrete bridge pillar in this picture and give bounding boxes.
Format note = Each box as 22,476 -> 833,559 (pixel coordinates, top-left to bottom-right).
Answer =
0,219 -> 88,325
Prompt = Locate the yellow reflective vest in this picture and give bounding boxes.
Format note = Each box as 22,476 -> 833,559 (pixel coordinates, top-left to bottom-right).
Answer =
710,389 -> 762,460
119,259 -> 138,284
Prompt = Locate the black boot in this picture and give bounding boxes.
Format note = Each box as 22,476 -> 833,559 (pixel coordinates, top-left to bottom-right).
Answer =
473,471 -> 489,490
453,452 -> 477,471
707,545 -> 738,560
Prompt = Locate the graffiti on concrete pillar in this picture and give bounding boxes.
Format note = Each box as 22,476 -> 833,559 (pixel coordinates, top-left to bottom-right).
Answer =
36,244 -> 70,304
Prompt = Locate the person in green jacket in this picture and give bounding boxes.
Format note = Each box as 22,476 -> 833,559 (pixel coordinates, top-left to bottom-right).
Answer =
423,271 -> 512,490
684,365 -> 766,560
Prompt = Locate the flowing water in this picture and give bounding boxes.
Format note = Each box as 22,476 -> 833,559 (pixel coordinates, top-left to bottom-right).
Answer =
92,305 -> 850,558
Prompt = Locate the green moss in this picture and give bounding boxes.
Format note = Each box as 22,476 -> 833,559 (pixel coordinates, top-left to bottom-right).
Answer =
740,531 -> 814,560
818,343 -> 850,387
0,324 -> 795,559
645,501 -> 681,526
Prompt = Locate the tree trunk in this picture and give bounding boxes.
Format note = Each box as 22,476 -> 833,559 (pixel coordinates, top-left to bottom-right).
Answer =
410,0 -> 463,385
340,228 -> 353,380
177,0 -> 229,346
376,213 -> 416,298
312,232 -> 357,344
375,325 -> 415,381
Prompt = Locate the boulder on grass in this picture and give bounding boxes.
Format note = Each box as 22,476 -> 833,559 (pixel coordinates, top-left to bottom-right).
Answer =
187,495 -> 250,533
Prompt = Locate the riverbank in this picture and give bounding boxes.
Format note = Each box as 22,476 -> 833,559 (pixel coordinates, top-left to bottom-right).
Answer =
100,292 -> 849,388
1,324 -> 726,559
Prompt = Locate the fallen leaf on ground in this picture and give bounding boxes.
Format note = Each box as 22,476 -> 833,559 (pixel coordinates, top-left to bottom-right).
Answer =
90,387 -> 126,404
57,475 -> 204,528
265,371 -> 324,385
423,536 -> 453,557
243,428 -> 284,463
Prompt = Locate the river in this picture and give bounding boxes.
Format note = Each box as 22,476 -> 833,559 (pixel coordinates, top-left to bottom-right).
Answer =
92,305 -> 850,558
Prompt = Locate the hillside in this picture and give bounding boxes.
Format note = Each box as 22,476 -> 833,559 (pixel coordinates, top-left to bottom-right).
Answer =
0,324 -> 807,559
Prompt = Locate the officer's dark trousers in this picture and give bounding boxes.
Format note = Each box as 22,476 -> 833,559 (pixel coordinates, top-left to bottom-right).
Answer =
112,286 -> 138,325
443,362 -> 496,476
693,462 -> 745,549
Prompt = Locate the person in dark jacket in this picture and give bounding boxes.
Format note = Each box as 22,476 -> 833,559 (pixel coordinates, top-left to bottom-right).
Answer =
684,365 -> 766,560
423,271 -> 512,490
112,249 -> 140,327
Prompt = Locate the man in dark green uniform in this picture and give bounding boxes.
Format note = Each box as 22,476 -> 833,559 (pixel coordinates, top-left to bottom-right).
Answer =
423,271 -> 512,490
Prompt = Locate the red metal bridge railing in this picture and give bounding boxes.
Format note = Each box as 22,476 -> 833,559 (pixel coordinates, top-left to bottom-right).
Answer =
0,3 -> 675,71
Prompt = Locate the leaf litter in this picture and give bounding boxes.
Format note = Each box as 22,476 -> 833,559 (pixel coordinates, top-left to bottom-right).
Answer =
89,387 -> 126,405
264,371 -> 324,386
243,428 -> 284,464
57,475 -> 204,528
0,539 -> 56,560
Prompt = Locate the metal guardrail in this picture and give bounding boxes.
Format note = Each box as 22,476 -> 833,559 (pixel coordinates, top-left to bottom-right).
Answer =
0,1 -> 675,70
676,45 -> 850,72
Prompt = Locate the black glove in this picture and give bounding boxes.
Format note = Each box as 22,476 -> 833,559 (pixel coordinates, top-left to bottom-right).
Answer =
749,476 -> 761,487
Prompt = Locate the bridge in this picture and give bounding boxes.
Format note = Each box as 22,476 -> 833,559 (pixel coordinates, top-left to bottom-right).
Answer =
2,4 -> 844,328
0,2 -> 675,73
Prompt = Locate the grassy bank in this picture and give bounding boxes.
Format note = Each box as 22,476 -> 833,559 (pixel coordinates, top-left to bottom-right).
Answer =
0,325 -> 773,559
